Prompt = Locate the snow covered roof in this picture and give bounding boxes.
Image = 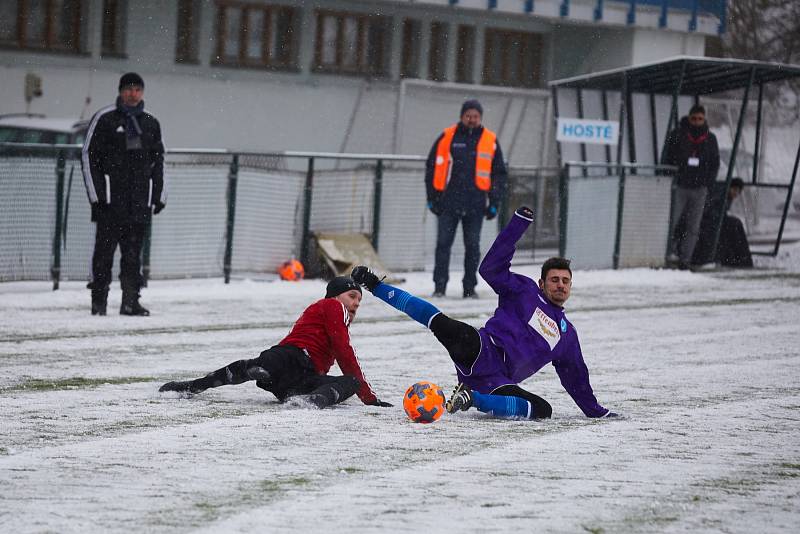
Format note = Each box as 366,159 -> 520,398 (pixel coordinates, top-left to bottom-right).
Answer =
0,115 -> 88,133
549,56 -> 800,95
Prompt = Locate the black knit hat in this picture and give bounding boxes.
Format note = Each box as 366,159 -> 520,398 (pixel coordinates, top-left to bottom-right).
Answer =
119,72 -> 144,91
460,99 -> 483,116
325,276 -> 362,298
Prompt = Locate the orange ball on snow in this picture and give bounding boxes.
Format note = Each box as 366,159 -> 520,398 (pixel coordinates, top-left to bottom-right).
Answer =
403,381 -> 446,423
278,259 -> 305,281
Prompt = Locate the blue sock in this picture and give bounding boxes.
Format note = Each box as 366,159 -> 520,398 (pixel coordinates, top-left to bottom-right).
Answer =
472,392 -> 533,419
372,283 -> 441,328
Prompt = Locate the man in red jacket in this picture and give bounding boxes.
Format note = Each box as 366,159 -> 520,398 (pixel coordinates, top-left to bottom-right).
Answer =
159,277 -> 392,409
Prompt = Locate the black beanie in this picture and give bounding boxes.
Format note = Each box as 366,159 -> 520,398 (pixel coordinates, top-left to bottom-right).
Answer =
119,72 -> 144,91
460,99 -> 483,116
325,276 -> 362,298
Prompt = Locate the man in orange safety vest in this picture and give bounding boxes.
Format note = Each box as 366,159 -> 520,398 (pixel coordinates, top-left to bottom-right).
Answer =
424,99 -> 507,299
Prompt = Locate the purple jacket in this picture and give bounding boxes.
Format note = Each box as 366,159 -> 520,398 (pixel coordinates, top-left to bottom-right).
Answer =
467,212 -> 608,417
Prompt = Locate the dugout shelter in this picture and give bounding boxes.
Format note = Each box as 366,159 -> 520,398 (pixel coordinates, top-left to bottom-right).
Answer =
549,56 -> 800,269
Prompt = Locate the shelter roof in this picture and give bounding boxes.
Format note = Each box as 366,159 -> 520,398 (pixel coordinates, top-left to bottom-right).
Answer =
549,56 -> 800,95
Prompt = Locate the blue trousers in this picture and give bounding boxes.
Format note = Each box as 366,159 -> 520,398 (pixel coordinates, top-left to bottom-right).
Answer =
434,210 -> 483,292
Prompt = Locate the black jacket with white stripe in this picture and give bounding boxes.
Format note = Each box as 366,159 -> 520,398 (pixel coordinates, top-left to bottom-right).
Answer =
81,103 -> 165,224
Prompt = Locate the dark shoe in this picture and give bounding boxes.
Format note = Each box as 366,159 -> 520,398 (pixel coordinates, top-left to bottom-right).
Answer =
677,262 -> 691,271
350,265 -> 383,292
120,301 -> 150,316
446,383 -> 473,413
159,380 -> 202,393
463,288 -> 478,299
286,393 -> 330,409
432,290 -> 445,298
91,289 -> 108,316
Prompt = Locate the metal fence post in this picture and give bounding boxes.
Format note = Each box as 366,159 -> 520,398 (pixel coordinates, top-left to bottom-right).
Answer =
223,154 -> 239,284
372,159 -> 383,251
613,165 -> 627,269
51,149 -> 66,290
498,162 -> 509,230
558,164 -> 569,257
530,173 -> 538,260
300,157 -> 315,268
665,174 -> 677,260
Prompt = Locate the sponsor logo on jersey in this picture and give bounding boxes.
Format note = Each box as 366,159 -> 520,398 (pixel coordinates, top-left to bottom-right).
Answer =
529,307 -> 561,350
560,318 -> 567,333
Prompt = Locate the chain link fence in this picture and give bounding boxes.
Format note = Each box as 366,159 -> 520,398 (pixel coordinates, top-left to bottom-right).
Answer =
2,145 -> 543,286
4,142 -> 796,285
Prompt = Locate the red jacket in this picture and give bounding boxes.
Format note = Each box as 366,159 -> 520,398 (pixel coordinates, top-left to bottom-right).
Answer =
279,298 -> 377,404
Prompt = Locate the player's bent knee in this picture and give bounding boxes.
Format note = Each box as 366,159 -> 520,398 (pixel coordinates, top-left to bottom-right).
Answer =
340,376 -> 361,396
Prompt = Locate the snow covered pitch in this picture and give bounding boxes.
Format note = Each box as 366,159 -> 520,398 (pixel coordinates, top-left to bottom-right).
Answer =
2,257 -> 799,533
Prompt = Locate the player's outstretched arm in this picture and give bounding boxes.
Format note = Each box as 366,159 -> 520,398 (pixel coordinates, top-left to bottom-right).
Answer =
478,206 -> 534,294
552,338 -> 611,418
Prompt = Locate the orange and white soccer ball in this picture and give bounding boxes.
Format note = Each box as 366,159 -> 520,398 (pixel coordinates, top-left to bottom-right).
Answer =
278,259 -> 305,281
403,381 -> 446,423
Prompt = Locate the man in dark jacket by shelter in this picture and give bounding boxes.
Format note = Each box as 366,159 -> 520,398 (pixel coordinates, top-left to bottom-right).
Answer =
425,99 -> 507,298
662,105 -> 720,269
82,73 -> 166,316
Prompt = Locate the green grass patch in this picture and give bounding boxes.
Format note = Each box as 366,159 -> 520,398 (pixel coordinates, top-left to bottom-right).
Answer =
259,476 -> 312,494
2,376 -> 156,392
776,463 -> 800,478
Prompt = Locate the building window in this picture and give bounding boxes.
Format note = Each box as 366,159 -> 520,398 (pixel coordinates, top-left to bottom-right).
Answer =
455,25 -> 475,84
214,1 -> 296,69
428,21 -> 448,82
102,0 -> 127,57
0,0 -> 84,53
176,0 -> 200,63
314,10 -> 389,77
400,18 -> 421,78
483,28 -> 542,88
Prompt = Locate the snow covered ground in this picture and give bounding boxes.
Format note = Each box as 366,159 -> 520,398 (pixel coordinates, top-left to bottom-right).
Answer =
2,246 -> 800,533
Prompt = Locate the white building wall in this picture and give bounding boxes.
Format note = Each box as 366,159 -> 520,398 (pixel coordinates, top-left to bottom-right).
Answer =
0,0 -> 720,161
631,28 -> 706,65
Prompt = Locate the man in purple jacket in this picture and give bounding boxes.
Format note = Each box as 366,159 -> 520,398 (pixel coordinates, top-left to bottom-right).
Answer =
352,206 -> 617,419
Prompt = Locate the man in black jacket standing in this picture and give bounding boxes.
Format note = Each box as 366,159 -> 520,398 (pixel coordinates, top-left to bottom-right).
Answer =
425,100 -> 507,298
662,105 -> 720,269
82,72 -> 166,316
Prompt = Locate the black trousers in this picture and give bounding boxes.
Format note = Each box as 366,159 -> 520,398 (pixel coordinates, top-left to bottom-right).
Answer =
434,210 -> 484,292
430,313 -> 552,419
89,216 -> 146,294
190,344 -> 360,407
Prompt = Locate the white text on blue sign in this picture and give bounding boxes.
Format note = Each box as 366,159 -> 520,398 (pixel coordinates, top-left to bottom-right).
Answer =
556,118 -> 619,146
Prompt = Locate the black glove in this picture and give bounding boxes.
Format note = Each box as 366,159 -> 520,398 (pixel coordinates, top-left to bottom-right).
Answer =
153,201 -> 166,215
515,206 -> 534,220
485,204 -> 498,220
427,201 -> 443,216
91,202 -> 111,222
368,399 -> 393,407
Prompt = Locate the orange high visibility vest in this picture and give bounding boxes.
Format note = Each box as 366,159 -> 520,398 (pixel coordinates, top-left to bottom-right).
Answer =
432,124 -> 497,192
